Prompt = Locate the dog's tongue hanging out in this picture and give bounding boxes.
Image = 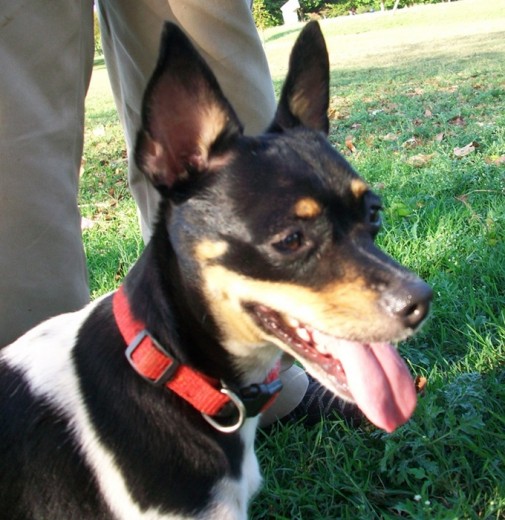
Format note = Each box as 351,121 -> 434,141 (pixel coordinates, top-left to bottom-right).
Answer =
342,341 -> 417,433
313,332 -> 417,432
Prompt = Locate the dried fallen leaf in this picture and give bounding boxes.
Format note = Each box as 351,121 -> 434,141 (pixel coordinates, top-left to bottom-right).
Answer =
424,108 -> 433,118
484,155 -> 505,166
328,97 -> 349,120
449,115 -> 466,126
406,153 -> 435,167
92,125 -> 106,137
415,376 -> 427,395
382,133 -> 398,141
402,137 -> 422,149
328,107 -> 342,120
435,132 -> 445,143
454,141 -> 479,158
345,136 -> 357,153
81,217 -> 96,231
406,87 -> 424,97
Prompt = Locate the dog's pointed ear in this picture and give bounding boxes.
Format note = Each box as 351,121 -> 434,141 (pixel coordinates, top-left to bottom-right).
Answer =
135,23 -> 243,190
270,21 -> 330,134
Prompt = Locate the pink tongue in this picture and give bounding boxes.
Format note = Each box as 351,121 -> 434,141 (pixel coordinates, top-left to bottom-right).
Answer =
314,334 -> 417,432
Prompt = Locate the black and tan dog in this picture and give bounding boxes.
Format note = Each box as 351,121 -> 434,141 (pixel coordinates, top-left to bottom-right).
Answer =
0,22 -> 431,519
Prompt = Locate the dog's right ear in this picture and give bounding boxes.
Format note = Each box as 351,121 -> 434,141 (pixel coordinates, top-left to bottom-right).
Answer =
270,21 -> 330,135
135,23 -> 243,191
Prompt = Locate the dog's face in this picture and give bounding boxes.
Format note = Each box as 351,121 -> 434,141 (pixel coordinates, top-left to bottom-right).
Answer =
135,22 -> 432,432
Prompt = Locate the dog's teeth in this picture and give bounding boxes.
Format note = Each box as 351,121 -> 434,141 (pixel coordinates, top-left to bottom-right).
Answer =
296,327 -> 311,343
269,320 -> 279,330
286,317 -> 300,328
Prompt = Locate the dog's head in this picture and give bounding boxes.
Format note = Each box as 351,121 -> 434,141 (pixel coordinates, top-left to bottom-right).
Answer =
135,22 -> 432,432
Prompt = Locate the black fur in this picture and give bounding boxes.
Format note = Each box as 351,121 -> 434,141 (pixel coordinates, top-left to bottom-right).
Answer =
0,22 -> 431,519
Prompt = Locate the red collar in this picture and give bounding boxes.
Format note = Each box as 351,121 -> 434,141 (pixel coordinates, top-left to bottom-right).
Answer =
112,285 -> 282,433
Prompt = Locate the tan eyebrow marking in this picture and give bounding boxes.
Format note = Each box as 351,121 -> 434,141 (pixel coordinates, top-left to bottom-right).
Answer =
195,240 -> 228,262
294,197 -> 322,219
350,178 -> 369,199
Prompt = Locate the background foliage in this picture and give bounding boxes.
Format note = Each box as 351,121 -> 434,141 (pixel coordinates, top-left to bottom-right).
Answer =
253,0 -> 456,27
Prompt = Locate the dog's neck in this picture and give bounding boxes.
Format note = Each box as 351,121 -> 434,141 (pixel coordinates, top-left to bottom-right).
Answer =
123,245 -> 232,375
121,217 -> 280,392
112,283 -> 282,432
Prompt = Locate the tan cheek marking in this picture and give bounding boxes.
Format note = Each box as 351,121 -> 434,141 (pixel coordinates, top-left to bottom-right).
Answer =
350,178 -> 369,199
318,279 -> 402,341
294,197 -> 322,219
194,240 -> 229,262
321,279 -> 380,316
199,266 -> 389,350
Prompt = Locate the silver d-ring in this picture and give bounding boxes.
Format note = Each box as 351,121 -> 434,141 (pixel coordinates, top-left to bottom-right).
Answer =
201,387 -> 246,434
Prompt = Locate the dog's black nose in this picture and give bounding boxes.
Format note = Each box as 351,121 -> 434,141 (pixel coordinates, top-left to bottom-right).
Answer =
383,278 -> 433,330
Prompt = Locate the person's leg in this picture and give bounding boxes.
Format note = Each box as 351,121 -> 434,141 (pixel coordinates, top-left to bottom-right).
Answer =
0,0 -> 93,347
97,0 -> 276,241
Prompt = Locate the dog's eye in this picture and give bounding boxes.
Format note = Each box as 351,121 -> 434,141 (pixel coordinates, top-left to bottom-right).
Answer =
369,206 -> 382,228
273,230 -> 304,253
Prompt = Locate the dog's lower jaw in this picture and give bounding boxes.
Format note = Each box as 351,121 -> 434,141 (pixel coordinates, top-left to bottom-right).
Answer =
244,303 -> 418,432
226,340 -> 282,387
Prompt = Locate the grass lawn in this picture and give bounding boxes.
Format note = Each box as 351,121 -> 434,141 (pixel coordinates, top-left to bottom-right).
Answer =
82,0 -> 505,517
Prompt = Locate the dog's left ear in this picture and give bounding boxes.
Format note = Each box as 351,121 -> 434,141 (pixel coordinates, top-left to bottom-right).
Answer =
271,21 -> 330,135
135,23 -> 243,190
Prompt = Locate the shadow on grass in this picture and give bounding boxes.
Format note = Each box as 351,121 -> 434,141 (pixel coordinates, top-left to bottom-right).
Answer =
268,22 -> 505,101
264,26 -> 303,44
93,55 -> 106,70
86,108 -> 119,125
328,49 -> 505,91
272,46 -> 504,100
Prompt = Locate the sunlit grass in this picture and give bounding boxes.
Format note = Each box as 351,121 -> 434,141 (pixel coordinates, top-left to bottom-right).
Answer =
82,1 -> 505,516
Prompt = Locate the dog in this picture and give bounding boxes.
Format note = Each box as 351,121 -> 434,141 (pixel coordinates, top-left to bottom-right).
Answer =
0,21 -> 432,519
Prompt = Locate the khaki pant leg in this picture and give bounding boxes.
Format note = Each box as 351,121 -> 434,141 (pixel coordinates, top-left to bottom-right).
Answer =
97,0 -> 276,241
0,0 -> 93,347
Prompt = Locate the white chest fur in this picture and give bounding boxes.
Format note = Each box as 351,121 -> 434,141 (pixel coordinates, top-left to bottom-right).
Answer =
2,300 -> 263,519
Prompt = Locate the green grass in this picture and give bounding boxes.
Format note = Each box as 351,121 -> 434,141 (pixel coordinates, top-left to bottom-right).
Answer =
81,60 -> 143,297
82,1 -> 505,517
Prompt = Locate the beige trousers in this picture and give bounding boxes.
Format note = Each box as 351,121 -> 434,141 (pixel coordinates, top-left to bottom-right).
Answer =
97,0 -> 278,241
0,0 -> 308,417
0,0 -> 94,347
0,0 -> 275,346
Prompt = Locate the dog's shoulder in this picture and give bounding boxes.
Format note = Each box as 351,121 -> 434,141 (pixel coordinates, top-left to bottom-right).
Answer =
0,291 -> 257,519
1,295 -> 107,393
0,296 -> 121,518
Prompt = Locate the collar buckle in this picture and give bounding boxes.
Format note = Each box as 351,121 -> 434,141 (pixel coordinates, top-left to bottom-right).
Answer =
240,379 -> 284,417
125,329 -> 180,387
